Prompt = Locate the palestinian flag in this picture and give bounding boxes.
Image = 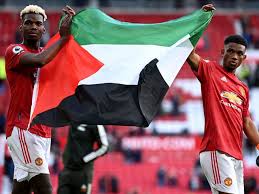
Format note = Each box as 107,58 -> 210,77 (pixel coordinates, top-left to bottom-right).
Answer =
30,8 -> 213,127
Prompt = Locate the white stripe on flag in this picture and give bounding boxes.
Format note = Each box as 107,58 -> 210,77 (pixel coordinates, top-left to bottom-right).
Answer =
156,35 -> 193,86
79,35 -> 193,86
80,44 -> 168,86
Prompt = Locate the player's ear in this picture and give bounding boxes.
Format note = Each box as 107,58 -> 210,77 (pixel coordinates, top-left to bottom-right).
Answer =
221,48 -> 225,57
43,27 -> 46,34
242,54 -> 247,61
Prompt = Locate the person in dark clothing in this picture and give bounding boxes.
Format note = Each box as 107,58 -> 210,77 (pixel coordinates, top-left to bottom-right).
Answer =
58,124 -> 109,194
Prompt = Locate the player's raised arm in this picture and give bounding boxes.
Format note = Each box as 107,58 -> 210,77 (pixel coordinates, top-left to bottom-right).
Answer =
186,4 -> 215,72
187,49 -> 201,72
19,6 -> 75,68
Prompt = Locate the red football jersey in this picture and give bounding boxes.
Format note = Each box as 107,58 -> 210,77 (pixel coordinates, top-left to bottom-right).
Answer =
5,44 -> 51,138
195,59 -> 249,160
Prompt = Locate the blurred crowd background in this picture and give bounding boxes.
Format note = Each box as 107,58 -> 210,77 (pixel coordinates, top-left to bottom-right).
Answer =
0,0 -> 259,194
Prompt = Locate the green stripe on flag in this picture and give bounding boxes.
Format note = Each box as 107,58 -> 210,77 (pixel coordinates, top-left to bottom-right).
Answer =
71,8 -> 213,47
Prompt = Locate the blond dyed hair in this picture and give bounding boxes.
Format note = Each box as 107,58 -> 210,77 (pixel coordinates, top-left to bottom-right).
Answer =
20,5 -> 47,21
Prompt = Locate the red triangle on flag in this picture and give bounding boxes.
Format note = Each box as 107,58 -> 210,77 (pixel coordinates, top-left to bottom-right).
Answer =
31,34 -> 104,121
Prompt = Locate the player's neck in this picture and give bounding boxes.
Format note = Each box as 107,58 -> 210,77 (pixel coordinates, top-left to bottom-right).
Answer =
223,67 -> 236,74
222,64 -> 236,74
23,39 -> 40,50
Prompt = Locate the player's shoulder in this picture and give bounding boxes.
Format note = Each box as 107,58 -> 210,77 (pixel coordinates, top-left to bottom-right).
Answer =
5,44 -> 26,57
239,80 -> 249,92
200,58 -> 218,71
200,58 -> 217,65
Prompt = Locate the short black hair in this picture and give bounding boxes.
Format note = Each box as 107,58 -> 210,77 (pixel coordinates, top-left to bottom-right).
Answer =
224,35 -> 248,48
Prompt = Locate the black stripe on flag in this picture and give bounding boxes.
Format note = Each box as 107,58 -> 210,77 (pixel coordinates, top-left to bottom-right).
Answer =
32,58 -> 169,127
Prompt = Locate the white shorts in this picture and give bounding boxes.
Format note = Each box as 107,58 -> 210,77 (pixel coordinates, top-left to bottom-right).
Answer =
7,126 -> 51,182
200,151 -> 244,194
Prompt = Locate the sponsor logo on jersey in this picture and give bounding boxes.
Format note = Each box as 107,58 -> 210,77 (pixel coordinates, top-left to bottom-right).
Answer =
220,91 -> 242,105
12,46 -> 24,54
224,177 -> 232,186
35,157 -> 43,166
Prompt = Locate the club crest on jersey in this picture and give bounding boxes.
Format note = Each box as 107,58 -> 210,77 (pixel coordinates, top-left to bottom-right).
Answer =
35,157 -> 43,166
220,91 -> 242,105
12,46 -> 24,54
224,177 -> 232,186
239,86 -> 246,98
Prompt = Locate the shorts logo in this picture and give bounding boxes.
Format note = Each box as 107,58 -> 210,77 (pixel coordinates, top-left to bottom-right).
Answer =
80,184 -> 87,192
35,157 -> 43,166
224,177 -> 232,186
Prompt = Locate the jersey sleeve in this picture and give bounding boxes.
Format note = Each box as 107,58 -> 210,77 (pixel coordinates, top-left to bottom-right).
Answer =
242,87 -> 250,118
82,125 -> 109,163
193,58 -> 212,83
5,45 -> 27,71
